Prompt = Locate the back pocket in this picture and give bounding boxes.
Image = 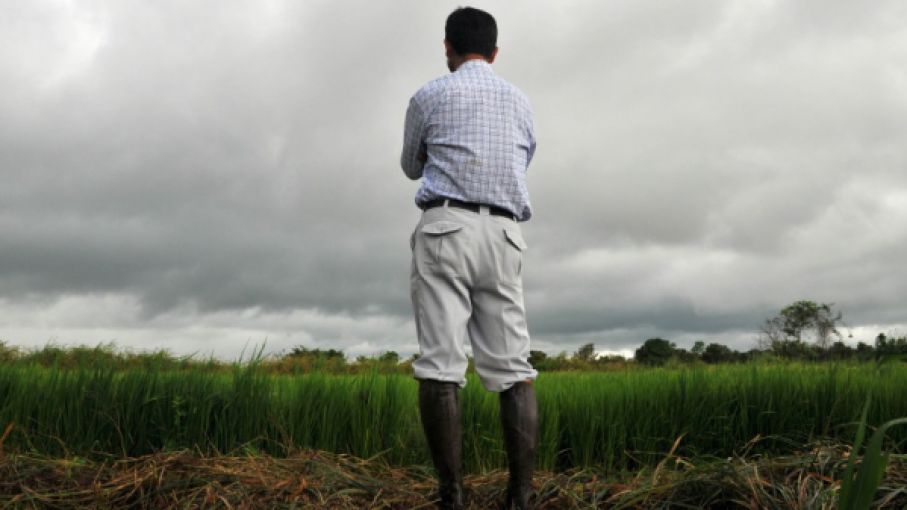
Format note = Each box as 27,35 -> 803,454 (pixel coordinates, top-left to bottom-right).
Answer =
503,228 -> 527,251
420,221 -> 465,274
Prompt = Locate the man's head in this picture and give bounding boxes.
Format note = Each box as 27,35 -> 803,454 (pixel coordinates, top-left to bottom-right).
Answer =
444,7 -> 498,72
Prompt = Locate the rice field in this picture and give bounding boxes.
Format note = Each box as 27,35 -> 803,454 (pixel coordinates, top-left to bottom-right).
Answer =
1,361 -> 905,474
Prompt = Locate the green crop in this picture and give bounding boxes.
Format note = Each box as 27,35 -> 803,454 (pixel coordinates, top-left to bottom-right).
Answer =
1,362 -> 904,473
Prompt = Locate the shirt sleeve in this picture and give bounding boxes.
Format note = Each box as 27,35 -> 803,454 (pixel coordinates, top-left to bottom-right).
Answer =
400,97 -> 427,180
526,115 -> 537,167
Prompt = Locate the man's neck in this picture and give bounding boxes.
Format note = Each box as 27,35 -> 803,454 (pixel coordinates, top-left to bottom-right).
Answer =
450,54 -> 490,72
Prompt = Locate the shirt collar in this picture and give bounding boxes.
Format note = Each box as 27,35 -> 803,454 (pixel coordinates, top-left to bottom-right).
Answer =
456,59 -> 493,73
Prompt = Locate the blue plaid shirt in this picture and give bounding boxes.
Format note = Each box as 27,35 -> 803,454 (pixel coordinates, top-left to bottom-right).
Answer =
401,60 -> 537,221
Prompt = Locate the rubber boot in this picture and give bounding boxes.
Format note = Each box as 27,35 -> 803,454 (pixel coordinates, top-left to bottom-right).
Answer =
419,379 -> 465,510
500,381 -> 538,510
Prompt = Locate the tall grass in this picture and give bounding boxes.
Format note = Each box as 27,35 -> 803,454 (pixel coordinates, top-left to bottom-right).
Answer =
838,397 -> 907,509
1,362 -> 905,473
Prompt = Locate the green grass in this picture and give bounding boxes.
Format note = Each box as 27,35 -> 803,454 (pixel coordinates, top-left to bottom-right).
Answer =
1,361 -> 905,474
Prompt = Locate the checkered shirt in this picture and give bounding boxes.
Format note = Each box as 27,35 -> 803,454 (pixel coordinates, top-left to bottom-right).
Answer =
401,60 -> 537,221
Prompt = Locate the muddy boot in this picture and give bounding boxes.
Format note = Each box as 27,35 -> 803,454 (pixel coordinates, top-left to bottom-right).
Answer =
419,379 -> 465,510
500,381 -> 538,510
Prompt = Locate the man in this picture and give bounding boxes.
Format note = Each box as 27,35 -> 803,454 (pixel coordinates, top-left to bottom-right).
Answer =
400,7 -> 538,510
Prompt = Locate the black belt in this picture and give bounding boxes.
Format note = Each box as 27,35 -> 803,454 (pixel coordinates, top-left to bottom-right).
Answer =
422,198 -> 516,220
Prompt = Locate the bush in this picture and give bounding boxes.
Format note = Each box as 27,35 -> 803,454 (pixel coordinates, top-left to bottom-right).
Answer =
702,343 -> 736,364
635,338 -> 676,366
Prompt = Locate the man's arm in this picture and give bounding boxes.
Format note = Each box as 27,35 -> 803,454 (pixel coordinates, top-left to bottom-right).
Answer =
401,98 -> 427,180
526,116 -> 537,167
523,95 -> 537,168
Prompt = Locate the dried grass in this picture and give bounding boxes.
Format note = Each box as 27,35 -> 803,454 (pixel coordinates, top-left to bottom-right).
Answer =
1,442 -> 904,509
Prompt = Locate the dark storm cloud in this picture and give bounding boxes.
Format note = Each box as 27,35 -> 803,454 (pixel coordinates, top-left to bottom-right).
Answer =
1,0 -> 437,319
2,0 -> 906,356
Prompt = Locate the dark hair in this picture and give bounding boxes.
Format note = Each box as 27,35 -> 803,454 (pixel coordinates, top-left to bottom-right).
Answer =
445,7 -> 497,58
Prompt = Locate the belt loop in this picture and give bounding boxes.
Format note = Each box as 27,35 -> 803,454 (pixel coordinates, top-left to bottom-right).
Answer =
443,199 -> 450,208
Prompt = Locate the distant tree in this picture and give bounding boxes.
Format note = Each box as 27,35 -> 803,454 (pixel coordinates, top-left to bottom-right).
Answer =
827,341 -> 853,361
760,300 -> 844,349
769,339 -> 822,361
528,350 -> 548,367
0,340 -> 20,362
287,346 -> 345,359
742,348 -> 764,363
875,333 -> 888,347
634,338 -> 676,366
691,341 -> 705,357
671,348 -> 699,364
573,343 -> 596,362
856,341 -> 874,360
702,343 -> 735,364
549,351 -> 571,371
875,333 -> 907,359
378,351 -> 400,363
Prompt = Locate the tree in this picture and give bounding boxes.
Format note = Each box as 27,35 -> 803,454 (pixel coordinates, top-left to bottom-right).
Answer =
875,333 -> 907,358
760,300 -> 844,349
691,341 -> 705,357
378,351 -> 400,363
702,343 -> 735,364
287,346 -> 345,359
770,339 -> 822,361
828,341 -> 853,360
528,350 -> 548,367
634,338 -> 676,366
856,341 -> 874,361
573,343 -> 596,362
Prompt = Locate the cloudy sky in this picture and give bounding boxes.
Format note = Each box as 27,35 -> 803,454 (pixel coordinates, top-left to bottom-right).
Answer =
2,0 -> 905,360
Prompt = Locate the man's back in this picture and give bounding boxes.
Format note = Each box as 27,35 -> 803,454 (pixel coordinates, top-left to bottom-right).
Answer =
401,60 -> 536,220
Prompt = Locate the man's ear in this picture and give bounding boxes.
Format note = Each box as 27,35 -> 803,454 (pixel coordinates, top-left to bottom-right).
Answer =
444,39 -> 454,56
488,47 -> 499,64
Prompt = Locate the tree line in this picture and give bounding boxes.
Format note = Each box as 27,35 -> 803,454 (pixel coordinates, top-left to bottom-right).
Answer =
532,300 -> 907,369
2,301 -> 903,373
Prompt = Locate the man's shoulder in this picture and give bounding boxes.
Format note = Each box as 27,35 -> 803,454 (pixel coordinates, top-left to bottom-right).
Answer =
411,73 -> 457,105
505,80 -> 532,106
412,68 -> 530,108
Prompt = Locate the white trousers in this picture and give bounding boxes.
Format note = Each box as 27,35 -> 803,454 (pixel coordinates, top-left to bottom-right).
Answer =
410,203 -> 538,392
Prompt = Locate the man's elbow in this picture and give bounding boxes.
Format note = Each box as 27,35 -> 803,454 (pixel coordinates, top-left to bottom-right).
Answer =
404,167 -> 423,180
401,159 -> 422,180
